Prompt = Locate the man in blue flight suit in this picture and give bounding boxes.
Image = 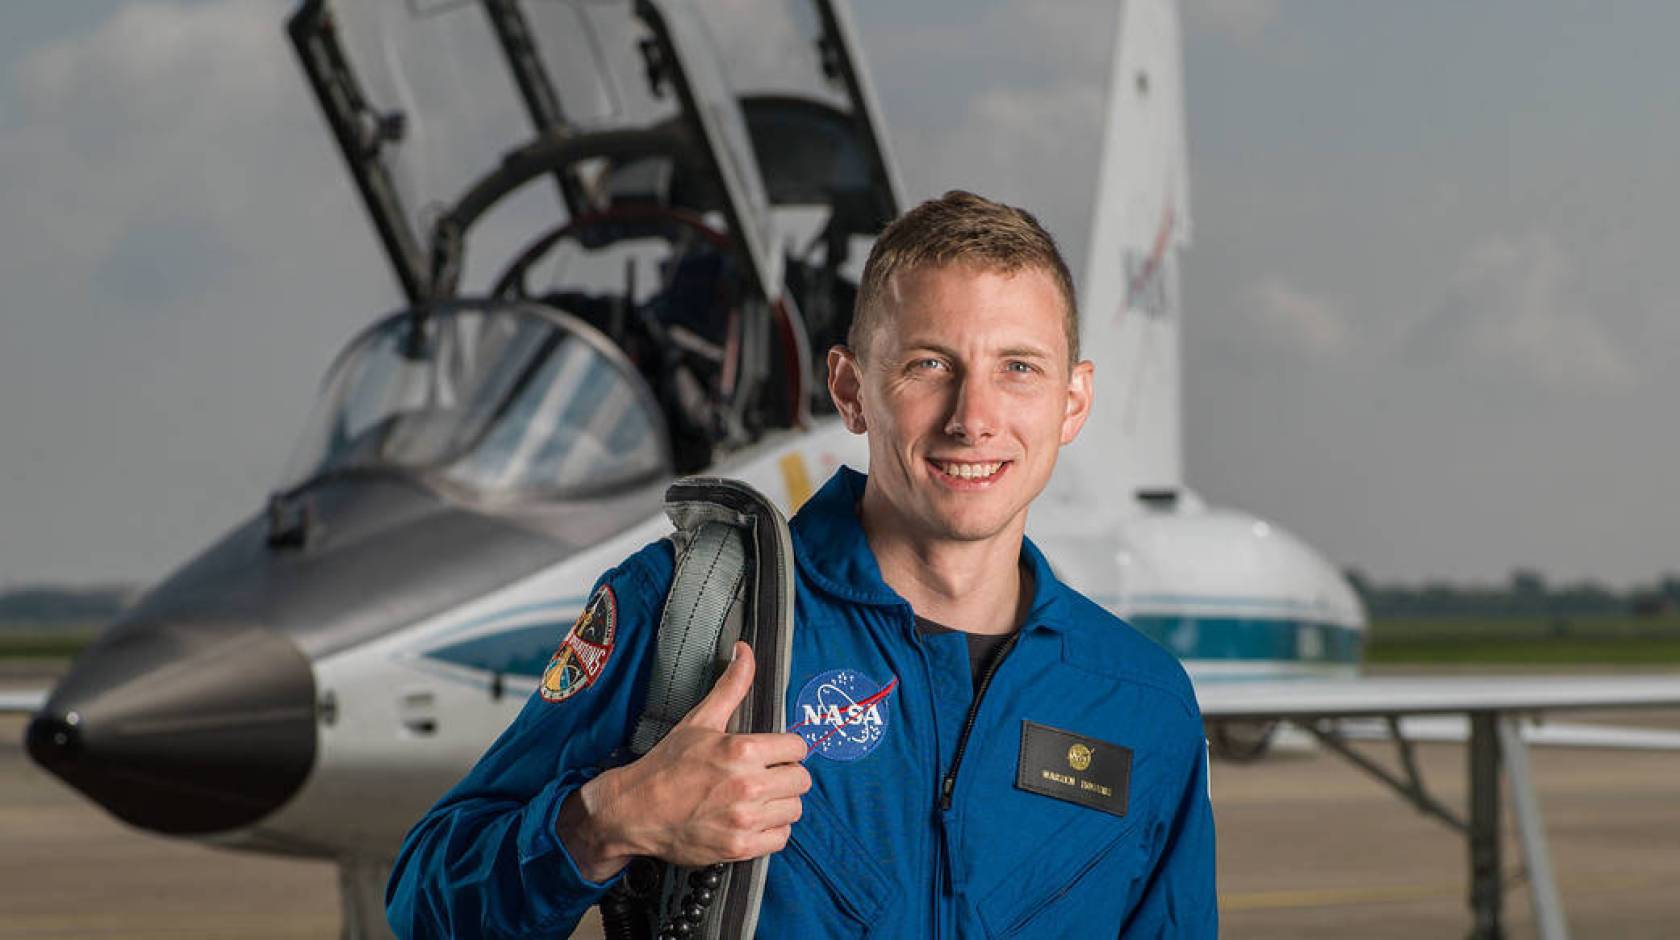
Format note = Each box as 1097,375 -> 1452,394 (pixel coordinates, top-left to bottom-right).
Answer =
386,191 -> 1218,937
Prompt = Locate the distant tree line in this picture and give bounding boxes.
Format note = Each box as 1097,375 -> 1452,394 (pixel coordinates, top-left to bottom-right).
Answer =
1345,568 -> 1680,620
0,584 -> 137,627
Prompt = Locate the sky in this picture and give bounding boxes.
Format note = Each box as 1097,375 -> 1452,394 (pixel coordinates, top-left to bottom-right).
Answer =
1,0 -> 1675,590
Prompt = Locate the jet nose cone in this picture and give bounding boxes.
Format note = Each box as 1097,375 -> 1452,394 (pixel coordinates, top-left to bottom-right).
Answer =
24,712 -> 84,763
27,623 -> 317,836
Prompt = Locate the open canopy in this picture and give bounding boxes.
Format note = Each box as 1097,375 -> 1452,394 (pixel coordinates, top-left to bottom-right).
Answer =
289,0 -> 899,304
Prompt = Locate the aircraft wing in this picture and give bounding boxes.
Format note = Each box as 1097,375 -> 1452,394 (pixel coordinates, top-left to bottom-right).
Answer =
1329,715 -> 1680,750
1198,674 -> 1680,720
1199,670 -> 1680,937
0,689 -> 48,714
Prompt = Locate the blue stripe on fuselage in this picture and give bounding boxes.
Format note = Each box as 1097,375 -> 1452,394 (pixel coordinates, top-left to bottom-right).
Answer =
1128,614 -> 1364,665
424,622 -> 568,677
419,608 -> 1364,678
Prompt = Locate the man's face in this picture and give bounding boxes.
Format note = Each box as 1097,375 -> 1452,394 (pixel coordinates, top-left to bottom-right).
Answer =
829,262 -> 1094,545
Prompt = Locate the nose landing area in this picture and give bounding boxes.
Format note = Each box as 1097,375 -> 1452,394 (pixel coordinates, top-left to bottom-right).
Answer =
26,624 -> 317,836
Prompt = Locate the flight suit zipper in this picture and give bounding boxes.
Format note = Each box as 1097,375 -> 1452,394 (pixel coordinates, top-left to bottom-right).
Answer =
939,631 -> 1021,811
911,617 -> 947,940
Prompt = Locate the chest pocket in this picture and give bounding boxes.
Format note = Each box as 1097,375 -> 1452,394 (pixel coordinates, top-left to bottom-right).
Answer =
759,789 -> 900,937
976,809 -> 1149,939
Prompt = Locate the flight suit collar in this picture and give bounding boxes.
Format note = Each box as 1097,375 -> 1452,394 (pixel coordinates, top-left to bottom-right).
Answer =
790,466 -> 1071,632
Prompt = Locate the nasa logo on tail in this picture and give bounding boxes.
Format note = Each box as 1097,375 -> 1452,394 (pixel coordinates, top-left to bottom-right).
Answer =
1121,200 -> 1178,321
791,668 -> 898,762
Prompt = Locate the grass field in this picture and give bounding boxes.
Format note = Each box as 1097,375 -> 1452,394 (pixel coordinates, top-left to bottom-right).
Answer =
1367,616 -> 1680,664
0,628 -> 97,660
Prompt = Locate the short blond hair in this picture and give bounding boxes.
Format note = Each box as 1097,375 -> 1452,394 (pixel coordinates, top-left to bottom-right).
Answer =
848,190 -> 1079,363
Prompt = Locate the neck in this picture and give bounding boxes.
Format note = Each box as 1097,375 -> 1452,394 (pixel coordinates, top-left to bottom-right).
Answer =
858,488 -> 1033,636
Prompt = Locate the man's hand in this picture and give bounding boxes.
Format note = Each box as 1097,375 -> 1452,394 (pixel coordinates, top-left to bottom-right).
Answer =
557,642 -> 811,882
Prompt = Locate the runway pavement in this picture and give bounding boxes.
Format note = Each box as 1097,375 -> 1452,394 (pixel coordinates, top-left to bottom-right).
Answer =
1214,708 -> 1680,938
4,664 -> 1677,938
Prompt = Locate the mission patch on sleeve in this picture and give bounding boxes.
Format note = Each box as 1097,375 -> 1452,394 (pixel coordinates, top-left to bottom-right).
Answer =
1014,719 -> 1131,817
540,584 -> 618,704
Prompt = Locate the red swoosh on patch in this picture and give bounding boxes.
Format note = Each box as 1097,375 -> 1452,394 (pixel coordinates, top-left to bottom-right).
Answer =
793,676 -> 900,757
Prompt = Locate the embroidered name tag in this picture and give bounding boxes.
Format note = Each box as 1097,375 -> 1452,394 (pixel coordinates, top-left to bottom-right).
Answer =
1015,720 -> 1131,817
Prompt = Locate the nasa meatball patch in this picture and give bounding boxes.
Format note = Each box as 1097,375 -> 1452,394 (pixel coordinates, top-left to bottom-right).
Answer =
540,585 -> 617,704
791,668 -> 898,762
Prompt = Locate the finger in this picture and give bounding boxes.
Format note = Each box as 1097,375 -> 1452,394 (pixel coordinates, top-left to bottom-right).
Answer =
757,825 -> 793,856
757,762 -> 813,799
682,641 -> 755,731
759,795 -> 804,828
724,763 -> 809,805
728,731 -> 811,766
728,825 -> 792,862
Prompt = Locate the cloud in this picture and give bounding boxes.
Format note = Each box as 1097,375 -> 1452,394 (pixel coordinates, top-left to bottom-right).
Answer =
866,1 -> 1114,87
1183,0 -> 1280,45
1248,275 -> 1350,357
1408,232 -> 1636,393
0,0 -> 394,582
862,2 -> 1113,268
908,80 -> 1109,271
1,0 -> 378,321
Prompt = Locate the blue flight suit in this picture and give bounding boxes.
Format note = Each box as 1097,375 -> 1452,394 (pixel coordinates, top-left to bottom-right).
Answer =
387,467 -> 1217,938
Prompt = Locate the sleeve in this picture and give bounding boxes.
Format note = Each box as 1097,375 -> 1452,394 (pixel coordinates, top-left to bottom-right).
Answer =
1117,729 -> 1219,938
385,540 -> 675,940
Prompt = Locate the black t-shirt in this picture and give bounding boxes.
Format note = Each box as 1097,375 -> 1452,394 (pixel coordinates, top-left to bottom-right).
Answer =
915,617 -> 1015,689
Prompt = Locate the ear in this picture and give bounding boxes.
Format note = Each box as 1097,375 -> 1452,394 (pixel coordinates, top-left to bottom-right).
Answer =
827,346 -> 868,434
1059,359 -> 1094,445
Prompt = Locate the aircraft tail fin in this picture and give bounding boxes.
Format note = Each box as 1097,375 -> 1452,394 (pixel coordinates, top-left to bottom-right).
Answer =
1058,0 -> 1192,512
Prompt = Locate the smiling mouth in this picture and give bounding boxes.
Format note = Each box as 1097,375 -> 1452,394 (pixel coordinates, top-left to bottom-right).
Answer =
929,459 -> 1011,482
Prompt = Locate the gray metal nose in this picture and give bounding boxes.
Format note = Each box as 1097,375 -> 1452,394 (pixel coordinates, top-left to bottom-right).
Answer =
25,622 -> 317,836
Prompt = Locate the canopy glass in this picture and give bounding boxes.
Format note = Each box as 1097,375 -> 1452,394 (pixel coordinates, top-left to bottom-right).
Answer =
280,304 -> 669,499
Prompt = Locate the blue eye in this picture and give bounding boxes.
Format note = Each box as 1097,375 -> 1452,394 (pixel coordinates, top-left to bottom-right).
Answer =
1006,360 -> 1035,374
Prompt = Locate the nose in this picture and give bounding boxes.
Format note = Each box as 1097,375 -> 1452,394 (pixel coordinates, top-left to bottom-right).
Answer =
944,371 -> 1000,443
25,622 -> 317,836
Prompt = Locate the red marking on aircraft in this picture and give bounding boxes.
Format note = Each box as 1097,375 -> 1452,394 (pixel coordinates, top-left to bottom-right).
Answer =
1116,201 -> 1176,324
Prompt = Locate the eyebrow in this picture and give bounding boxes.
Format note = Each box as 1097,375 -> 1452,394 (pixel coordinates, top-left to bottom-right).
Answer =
899,341 -> 1054,361
898,341 -> 958,359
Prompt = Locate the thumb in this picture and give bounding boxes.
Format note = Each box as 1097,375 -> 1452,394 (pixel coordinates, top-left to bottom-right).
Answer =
682,641 -> 754,731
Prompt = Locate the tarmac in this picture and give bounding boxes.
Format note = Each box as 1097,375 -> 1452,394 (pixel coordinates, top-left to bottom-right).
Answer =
3,662 -> 1678,938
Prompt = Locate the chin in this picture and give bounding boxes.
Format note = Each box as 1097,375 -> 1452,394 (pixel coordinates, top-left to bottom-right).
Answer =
923,503 -> 1023,543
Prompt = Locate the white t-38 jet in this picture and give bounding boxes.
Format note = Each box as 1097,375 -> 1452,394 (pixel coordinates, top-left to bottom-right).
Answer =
13,3 -> 1680,938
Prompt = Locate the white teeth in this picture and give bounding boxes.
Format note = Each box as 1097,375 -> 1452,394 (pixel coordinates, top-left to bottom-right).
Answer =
939,461 -> 1003,480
